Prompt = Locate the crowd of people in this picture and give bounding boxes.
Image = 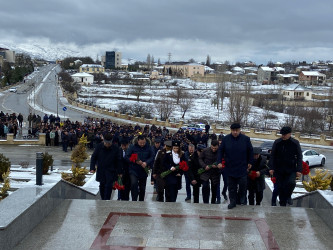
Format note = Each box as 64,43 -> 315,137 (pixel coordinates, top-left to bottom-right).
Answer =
86,118 -> 302,208
0,111 -> 23,138
3,111 -> 303,208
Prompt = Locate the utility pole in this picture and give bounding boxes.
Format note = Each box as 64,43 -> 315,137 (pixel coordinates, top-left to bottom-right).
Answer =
56,74 -> 59,117
168,52 -> 172,63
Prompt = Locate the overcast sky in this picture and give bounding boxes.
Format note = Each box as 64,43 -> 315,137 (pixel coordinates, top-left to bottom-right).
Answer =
1,0 -> 332,64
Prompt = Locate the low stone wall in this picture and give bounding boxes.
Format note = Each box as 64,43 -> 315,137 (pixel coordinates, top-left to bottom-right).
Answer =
67,96 -> 333,147
211,126 -> 333,146
0,133 -> 46,145
0,180 -> 97,250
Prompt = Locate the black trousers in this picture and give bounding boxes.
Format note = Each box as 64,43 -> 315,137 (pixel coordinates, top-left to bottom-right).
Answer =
99,182 -> 113,200
228,175 -> 247,206
130,174 -> 147,201
221,171 -> 228,195
156,175 -> 168,202
276,172 -> 296,206
202,179 -> 217,204
248,189 -> 263,205
192,182 -> 200,203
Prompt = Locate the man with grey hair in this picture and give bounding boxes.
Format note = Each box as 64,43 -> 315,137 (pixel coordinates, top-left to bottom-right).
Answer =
184,143 -> 196,201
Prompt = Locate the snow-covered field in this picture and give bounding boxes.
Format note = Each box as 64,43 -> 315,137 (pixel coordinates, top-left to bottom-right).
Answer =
76,79 -> 295,129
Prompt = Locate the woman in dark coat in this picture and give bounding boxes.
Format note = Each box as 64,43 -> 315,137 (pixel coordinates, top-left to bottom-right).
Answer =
162,141 -> 186,202
247,147 -> 268,205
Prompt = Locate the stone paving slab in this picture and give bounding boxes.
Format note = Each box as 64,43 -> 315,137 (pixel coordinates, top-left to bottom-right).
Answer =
13,199 -> 333,250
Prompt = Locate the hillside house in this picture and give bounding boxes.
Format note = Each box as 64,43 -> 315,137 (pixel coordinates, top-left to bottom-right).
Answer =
282,84 -> 312,101
299,71 -> 326,85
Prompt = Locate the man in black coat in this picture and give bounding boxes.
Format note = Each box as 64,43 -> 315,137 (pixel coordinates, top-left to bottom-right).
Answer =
119,138 -> 130,200
152,140 -> 172,202
247,147 -> 268,205
90,133 -> 122,200
199,140 -> 220,204
187,144 -> 205,203
217,123 -> 253,209
125,135 -> 154,201
269,126 -> 302,206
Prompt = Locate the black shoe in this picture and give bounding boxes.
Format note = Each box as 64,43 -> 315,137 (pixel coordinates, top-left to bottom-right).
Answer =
287,198 -> 293,205
271,201 -> 277,206
215,199 -> 221,204
228,204 -> 236,209
222,193 -> 228,200
185,197 -> 191,201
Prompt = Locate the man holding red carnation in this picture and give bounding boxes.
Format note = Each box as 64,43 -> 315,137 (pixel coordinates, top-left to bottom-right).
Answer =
90,133 -> 122,200
247,147 -> 269,206
199,140 -> 221,204
162,140 -> 187,202
125,135 -> 154,201
217,123 -> 253,209
269,126 -> 302,206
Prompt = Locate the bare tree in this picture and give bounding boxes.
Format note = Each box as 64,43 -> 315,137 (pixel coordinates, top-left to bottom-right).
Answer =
179,91 -> 194,119
131,85 -> 145,101
299,107 -> 325,134
215,75 -> 228,119
155,98 -> 174,121
327,84 -> 333,132
169,86 -> 184,104
227,84 -> 252,124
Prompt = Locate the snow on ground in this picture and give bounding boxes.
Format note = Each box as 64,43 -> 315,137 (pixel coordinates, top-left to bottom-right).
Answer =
0,166 -> 98,196
77,79 -> 291,128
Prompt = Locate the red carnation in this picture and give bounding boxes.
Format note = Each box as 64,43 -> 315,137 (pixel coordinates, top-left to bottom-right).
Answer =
129,153 -> 138,163
249,170 -> 257,180
271,177 -> 276,184
221,159 -> 226,169
112,181 -> 119,190
302,161 -> 310,175
179,161 -> 189,172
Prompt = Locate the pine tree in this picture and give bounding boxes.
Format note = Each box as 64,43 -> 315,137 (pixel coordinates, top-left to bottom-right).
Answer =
62,135 -> 89,186
0,153 -> 10,182
0,170 -> 10,200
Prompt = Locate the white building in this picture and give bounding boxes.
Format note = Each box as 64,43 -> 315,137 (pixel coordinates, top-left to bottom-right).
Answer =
72,72 -> 94,85
282,84 -> 313,101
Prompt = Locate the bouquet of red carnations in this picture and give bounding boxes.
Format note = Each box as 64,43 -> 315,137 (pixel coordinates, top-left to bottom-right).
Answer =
129,153 -> 149,174
161,161 -> 189,178
112,176 -> 125,190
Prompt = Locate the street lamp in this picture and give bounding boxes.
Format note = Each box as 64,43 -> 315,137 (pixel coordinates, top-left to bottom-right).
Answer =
56,74 -> 59,117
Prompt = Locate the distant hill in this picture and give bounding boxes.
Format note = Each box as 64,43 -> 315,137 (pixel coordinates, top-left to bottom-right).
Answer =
0,42 -> 82,61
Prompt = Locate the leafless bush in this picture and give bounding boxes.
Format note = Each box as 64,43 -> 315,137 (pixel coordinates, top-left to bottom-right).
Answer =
155,98 -> 174,121
19,161 -> 29,168
117,102 -> 154,119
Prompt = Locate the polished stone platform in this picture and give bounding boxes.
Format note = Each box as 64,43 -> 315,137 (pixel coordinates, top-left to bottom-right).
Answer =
13,198 -> 333,250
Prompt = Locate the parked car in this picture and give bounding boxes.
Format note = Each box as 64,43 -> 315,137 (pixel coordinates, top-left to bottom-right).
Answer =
259,141 -> 274,159
302,149 -> 326,167
9,87 -> 17,93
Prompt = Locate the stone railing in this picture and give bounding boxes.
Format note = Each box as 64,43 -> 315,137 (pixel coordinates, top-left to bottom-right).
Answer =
211,125 -> 333,146
0,133 -> 46,145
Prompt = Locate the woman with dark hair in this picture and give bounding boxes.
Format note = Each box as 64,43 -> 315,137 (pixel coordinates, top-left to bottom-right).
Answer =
163,141 -> 186,202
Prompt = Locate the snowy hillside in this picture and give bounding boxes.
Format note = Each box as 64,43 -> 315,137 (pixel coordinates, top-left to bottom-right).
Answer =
0,42 -> 82,61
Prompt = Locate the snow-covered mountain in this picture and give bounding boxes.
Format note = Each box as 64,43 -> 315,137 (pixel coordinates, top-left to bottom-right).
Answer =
0,42 -> 83,61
